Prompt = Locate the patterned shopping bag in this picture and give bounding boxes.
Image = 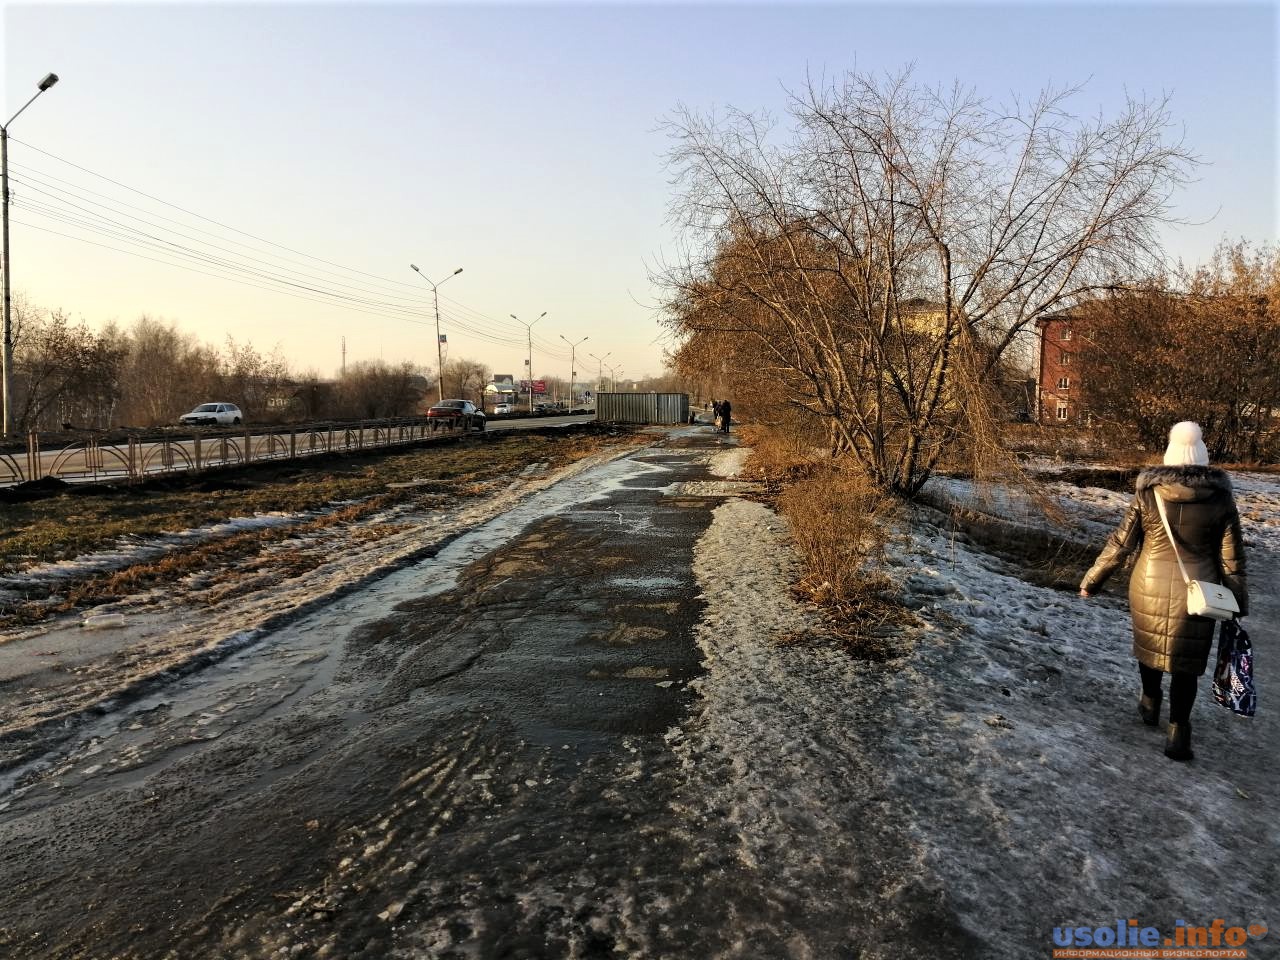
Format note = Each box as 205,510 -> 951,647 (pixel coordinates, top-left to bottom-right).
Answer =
1213,620 -> 1257,717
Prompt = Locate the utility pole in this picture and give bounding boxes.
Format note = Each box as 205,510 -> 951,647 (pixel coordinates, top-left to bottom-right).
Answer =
510,311 -> 546,413
341,336 -> 346,377
410,264 -> 463,402
2,71 -> 59,439
560,334 -> 588,408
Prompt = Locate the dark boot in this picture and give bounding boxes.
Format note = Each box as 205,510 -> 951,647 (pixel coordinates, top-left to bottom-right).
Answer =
1138,692 -> 1162,727
1165,721 -> 1194,762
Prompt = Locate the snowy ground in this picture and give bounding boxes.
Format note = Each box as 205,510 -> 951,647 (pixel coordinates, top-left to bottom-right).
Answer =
1,430 -> 1274,957
671,457 -> 1278,956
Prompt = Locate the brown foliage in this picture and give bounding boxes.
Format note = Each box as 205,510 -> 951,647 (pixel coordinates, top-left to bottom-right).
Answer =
744,421 -> 905,657
1078,240 -> 1280,461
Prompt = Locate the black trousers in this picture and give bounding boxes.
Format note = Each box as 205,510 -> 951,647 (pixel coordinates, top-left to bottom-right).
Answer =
1139,663 -> 1198,723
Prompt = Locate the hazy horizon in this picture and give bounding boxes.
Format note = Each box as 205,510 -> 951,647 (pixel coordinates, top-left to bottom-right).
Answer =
4,1 -> 1275,383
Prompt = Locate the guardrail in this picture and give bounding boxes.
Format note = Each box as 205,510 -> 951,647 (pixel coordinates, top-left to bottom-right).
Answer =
0,417 -> 474,487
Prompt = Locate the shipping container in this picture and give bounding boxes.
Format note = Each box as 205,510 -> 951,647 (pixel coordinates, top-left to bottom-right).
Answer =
594,392 -> 690,425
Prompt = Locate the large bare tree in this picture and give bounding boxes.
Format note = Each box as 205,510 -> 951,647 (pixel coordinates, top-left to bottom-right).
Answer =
659,69 -> 1196,496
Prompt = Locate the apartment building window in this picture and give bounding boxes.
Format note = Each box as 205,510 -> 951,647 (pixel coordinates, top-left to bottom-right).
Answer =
1056,401 -> 1069,421
1062,328 -> 1073,341
1061,351 -> 1072,365
1057,377 -> 1070,390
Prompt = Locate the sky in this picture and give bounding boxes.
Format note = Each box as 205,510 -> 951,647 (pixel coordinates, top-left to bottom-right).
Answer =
2,1 -> 1276,385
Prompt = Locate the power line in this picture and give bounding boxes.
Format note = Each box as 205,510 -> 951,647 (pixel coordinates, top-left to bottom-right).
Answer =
9,217 -> 440,329
9,174 -> 436,310
8,136 -> 430,293
13,195 -> 432,317
7,138 -> 578,365
6,159 -> 433,302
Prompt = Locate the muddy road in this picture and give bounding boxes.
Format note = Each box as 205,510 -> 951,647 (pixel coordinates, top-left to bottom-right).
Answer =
0,428 -> 718,958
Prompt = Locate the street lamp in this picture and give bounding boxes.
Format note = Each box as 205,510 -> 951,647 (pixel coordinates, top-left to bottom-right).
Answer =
2,71 -> 59,438
410,264 -> 463,402
559,334 -> 588,408
588,351 -> 610,397
607,364 -> 623,393
510,311 -> 546,413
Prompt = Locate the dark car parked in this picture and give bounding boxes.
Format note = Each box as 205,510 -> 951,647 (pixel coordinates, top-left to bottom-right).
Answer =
427,399 -> 486,431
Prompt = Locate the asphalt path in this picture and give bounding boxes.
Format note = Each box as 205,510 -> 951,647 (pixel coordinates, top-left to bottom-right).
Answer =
0,426 -> 751,958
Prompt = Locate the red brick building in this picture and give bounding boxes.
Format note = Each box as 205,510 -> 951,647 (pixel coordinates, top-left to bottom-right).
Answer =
1034,311 -> 1083,424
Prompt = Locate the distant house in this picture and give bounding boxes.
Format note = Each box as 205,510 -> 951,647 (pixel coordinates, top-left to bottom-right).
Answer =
1034,310 -> 1083,424
899,297 -> 947,336
484,375 -> 518,410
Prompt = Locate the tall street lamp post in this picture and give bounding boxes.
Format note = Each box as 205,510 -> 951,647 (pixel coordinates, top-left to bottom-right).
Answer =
2,71 -> 59,438
559,334 -> 588,408
410,264 -> 463,402
511,311 -> 546,413
588,351 -> 610,397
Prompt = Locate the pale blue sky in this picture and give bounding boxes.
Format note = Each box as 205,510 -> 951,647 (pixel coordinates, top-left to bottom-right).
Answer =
3,1 -> 1276,381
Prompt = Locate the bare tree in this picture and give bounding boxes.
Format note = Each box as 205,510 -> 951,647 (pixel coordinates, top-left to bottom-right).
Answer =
659,68 -> 1196,496
12,307 -> 125,432
441,357 -> 490,405
335,360 -> 427,419
219,337 -> 292,422
116,316 -> 221,426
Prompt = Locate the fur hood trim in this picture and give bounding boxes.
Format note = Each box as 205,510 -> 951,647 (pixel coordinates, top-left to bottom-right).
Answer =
1136,464 -> 1232,493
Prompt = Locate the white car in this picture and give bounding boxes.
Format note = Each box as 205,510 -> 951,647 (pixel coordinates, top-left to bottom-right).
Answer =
493,403 -> 515,415
179,402 -> 243,426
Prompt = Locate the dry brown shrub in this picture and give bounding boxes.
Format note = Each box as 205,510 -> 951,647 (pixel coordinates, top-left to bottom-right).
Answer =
741,425 -> 817,481
775,462 -> 906,658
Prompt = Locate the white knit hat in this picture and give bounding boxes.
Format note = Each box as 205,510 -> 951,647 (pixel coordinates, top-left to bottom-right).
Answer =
1164,421 -> 1209,466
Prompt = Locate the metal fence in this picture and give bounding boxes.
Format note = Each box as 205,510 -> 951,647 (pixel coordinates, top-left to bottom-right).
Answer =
595,393 -> 689,425
0,417 -> 474,488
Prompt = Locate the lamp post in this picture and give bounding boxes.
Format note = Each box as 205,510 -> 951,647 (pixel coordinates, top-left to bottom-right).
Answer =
607,364 -> 623,393
588,351 -> 610,398
2,71 -> 59,439
510,311 -> 546,413
559,334 -> 588,408
410,264 -> 462,402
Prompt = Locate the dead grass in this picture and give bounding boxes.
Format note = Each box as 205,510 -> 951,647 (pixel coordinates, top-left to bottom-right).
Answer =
742,424 -> 909,659
0,427 -> 638,627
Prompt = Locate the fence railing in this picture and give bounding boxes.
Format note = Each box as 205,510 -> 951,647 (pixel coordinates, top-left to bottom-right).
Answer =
1,417 -> 473,488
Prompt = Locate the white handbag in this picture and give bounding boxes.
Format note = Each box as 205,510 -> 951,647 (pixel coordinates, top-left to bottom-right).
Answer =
1154,492 -> 1240,621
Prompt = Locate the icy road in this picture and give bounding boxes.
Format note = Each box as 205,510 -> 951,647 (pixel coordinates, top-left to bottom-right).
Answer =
1,427 -> 1276,959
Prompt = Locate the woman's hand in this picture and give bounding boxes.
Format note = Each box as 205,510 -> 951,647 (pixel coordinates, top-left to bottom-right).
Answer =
1079,588 -> 1091,598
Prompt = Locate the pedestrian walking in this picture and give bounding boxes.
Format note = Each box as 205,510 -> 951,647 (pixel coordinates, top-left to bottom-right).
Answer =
719,398 -> 732,434
711,400 -> 721,429
1079,421 -> 1248,762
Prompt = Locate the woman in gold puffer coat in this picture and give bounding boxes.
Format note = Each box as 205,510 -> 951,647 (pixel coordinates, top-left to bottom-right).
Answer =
1080,421 -> 1248,763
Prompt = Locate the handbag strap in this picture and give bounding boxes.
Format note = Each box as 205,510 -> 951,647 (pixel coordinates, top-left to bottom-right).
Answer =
1154,490 -> 1192,586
